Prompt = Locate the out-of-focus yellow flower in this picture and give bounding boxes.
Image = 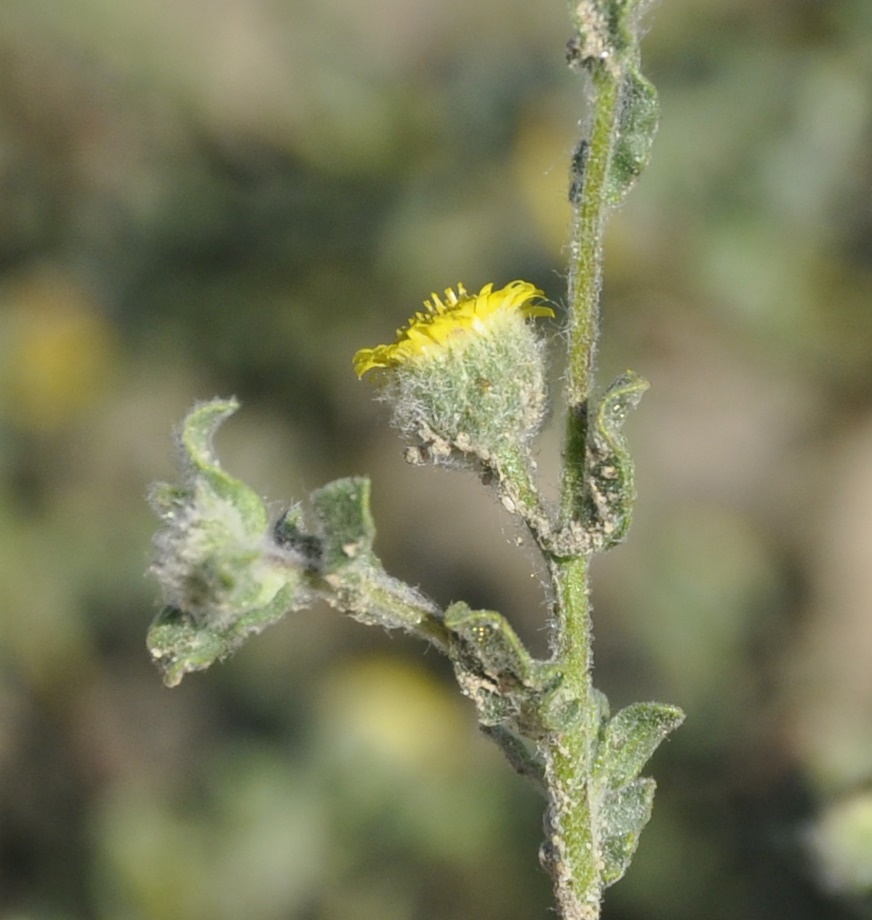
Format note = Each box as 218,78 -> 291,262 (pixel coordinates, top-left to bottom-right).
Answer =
0,273 -> 117,431
353,281 -> 553,377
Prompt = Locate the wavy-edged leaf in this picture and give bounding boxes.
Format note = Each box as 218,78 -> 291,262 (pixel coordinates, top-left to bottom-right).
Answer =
597,777 -> 657,887
607,69 -> 659,204
445,602 -> 559,733
175,399 -> 267,533
583,370 -> 649,550
594,701 -> 685,789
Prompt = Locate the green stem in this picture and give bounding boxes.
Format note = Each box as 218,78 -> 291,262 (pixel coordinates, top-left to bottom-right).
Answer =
365,576 -> 452,651
490,445 -> 553,548
547,19 -> 630,920
565,68 -> 618,405
322,564 -> 451,653
560,68 -> 621,527
544,555 -> 603,920
549,556 -> 592,685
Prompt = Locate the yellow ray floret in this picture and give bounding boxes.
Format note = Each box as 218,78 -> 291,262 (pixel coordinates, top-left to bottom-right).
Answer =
354,281 -> 553,377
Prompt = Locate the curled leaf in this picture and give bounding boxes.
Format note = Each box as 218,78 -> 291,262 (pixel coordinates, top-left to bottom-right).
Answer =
310,477 -> 376,572
445,602 -> 560,735
148,581 -> 300,687
583,370 -> 649,550
593,701 -> 685,789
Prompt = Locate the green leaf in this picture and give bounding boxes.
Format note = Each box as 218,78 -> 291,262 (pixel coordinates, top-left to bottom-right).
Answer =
607,69 -> 659,204
147,580 -> 299,687
176,399 -> 268,533
445,602 -> 559,733
597,777 -> 657,887
148,400 -> 311,685
541,683 -> 609,753
593,701 -> 685,789
587,699 -> 683,884
583,370 -> 649,550
310,477 -> 376,571
567,1 -> 659,204
481,725 -> 547,794
445,603 -> 538,687
147,606 -> 227,688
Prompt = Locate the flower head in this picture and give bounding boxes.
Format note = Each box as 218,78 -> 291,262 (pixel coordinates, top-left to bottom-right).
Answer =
353,281 -> 553,377
353,281 -> 554,469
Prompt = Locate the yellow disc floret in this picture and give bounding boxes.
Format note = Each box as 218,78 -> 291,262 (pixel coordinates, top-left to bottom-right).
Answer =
353,281 -> 553,377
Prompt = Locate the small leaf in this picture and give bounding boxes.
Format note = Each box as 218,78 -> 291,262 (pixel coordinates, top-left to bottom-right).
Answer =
310,477 -> 376,571
542,683 -> 609,754
446,603 -> 537,686
582,370 -> 648,550
594,701 -> 685,789
481,725 -> 547,794
444,603 -> 529,727
597,777 -> 657,887
147,581 -> 299,687
176,399 -> 267,533
445,602 -> 559,734
567,1 -> 659,203
150,401 -> 296,623
606,69 -> 659,205
588,699 -> 683,884
147,606 -> 227,688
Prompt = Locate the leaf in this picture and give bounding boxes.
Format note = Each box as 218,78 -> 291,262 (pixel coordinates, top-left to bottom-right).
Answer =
176,399 -> 268,533
583,370 -> 649,550
606,68 -> 659,205
597,777 -> 657,887
481,725 -> 547,794
588,699 -> 683,884
445,603 -> 538,687
310,477 -> 376,571
147,400 -> 310,684
445,602 -> 559,734
567,1 -> 660,204
147,580 -> 300,687
593,701 -> 685,789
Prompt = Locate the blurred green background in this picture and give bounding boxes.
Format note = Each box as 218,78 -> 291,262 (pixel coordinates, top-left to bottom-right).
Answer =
1,0 -> 871,917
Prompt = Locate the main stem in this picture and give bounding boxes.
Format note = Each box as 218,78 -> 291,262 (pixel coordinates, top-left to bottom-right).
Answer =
560,67 -> 620,523
544,554 -> 601,920
545,57 -> 624,920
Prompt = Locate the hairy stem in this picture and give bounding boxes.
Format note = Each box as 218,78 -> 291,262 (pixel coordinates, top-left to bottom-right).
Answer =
560,67 -> 621,526
322,566 -> 451,653
544,555 -> 601,919
564,67 -> 619,406
547,9 -> 633,919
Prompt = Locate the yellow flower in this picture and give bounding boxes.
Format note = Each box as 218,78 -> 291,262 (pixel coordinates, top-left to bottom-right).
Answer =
354,281 -> 553,377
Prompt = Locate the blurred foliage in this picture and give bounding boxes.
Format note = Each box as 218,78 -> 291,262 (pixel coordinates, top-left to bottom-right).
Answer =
0,0 -> 870,918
